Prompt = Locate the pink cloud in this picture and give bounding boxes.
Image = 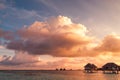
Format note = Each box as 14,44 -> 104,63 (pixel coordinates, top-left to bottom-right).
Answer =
0,51 -> 39,66
7,15 -> 93,57
1,16 -> 120,69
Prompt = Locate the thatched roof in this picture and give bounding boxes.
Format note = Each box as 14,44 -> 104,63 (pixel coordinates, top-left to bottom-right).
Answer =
102,62 -> 119,70
84,63 -> 97,69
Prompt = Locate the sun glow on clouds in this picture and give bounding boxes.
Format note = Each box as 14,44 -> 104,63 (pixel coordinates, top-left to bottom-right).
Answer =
27,15 -> 87,37
7,15 -> 93,57
1,15 -> 120,69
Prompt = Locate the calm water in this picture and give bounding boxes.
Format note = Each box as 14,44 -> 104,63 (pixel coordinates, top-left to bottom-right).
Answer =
0,70 -> 120,80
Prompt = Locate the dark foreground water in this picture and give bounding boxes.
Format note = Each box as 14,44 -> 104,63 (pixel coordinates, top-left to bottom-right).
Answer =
0,70 -> 119,80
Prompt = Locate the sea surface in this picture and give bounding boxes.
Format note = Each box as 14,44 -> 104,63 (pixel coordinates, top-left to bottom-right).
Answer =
0,70 -> 120,80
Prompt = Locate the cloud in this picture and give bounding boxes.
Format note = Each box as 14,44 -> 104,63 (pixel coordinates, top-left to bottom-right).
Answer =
2,15 -> 120,58
6,15 -> 94,57
9,8 -> 43,19
94,33 -> 120,56
1,53 -> 120,70
0,51 -> 39,66
0,45 -> 4,49
0,29 -> 14,40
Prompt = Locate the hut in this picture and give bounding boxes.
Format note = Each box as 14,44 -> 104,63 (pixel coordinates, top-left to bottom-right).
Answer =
84,63 -> 97,73
60,68 -> 63,71
56,68 -> 59,71
102,62 -> 119,74
63,68 -> 66,71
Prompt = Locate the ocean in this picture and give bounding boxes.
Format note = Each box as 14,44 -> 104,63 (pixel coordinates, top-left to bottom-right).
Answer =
0,70 -> 119,80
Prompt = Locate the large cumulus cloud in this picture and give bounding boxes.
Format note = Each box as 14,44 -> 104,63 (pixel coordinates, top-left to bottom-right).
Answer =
6,16 -> 93,57
1,15 -> 120,69
1,15 -> 120,58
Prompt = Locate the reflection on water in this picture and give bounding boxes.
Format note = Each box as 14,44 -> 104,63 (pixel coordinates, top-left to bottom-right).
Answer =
0,70 -> 119,80
103,74 -> 119,80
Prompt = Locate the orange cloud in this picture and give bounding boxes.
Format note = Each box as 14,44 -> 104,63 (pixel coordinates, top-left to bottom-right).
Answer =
1,15 -> 120,58
1,16 -> 120,69
7,15 -> 93,57
95,34 -> 120,56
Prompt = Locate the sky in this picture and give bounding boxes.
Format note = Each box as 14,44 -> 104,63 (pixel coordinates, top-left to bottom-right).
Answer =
0,0 -> 120,70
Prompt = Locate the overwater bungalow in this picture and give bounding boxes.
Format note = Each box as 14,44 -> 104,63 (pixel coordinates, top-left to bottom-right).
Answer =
102,62 -> 119,74
56,68 -> 59,71
84,63 -> 97,73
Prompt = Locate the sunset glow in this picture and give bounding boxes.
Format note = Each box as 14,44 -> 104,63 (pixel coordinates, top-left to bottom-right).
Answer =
0,0 -> 120,70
